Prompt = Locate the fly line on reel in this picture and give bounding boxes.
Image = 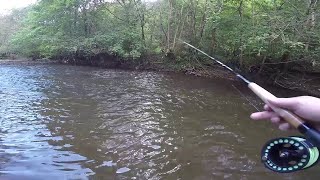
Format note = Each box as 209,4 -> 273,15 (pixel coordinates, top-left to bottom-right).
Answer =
261,137 -> 319,173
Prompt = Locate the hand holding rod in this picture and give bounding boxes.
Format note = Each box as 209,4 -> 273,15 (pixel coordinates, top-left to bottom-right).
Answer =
248,83 -> 320,147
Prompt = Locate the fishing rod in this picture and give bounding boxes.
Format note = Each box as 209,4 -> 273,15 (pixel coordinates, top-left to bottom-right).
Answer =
181,40 -> 320,173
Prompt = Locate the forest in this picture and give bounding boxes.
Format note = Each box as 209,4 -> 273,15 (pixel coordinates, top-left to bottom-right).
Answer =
0,0 -> 319,91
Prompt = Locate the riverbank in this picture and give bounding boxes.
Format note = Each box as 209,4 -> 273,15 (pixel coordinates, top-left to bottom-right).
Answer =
0,58 -> 59,65
187,67 -> 320,97
1,58 -> 319,97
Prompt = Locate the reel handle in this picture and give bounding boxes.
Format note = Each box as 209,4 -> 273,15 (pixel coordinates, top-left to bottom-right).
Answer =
248,83 -> 320,147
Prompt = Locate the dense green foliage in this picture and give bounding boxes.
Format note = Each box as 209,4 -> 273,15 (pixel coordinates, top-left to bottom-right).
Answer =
0,8 -> 30,58
1,0 -> 320,73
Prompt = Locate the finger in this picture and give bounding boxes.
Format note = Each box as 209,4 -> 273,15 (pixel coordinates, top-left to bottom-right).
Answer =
264,104 -> 272,111
250,111 -> 278,120
278,123 -> 291,131
268,98 -> 299,110
270,116 -> 280,124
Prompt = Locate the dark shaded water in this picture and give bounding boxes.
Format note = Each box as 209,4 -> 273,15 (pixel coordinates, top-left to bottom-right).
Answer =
0,64 -> 319,179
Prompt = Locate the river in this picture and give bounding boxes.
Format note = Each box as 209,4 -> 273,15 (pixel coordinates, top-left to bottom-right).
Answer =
0,64 -> 319,179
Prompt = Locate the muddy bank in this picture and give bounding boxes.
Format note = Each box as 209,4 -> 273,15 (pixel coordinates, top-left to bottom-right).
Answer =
0,59 -> 59,65
184,66 -> 320,97
57,53 -> 176,72
264,72 -> 320,97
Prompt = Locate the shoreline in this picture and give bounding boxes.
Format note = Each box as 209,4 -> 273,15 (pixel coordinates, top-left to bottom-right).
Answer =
1,58 -> 319,97
0,58 -> 59,65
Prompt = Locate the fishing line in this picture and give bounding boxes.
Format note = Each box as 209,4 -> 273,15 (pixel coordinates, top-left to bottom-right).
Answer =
180,39 -> 320,173
231,85 -> 260,111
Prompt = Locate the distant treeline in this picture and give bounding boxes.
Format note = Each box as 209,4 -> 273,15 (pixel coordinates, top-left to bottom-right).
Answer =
0,0 -> 319,75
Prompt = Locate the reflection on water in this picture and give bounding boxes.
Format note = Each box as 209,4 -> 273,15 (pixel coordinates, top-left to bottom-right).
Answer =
0,64 -> 319,179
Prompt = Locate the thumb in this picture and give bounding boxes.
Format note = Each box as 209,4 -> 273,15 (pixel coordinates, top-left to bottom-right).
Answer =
268,97 -> 299,111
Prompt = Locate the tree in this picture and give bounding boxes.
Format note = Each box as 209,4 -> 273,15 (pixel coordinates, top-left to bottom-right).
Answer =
1,0 -> 319,76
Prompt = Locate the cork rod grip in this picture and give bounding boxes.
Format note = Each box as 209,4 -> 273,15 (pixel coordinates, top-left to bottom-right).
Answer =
248,83 -> 304,128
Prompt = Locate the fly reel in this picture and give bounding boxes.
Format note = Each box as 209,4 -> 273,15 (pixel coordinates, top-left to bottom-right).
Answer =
261,137 -> 320,173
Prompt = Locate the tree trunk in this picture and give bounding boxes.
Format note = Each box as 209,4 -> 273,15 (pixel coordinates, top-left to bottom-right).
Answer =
159,4 -> 168,47
167,0 -> 173,51
74,3 -> 78,36
172,6 -> 184,49
210,27 -> 217,54
141,13 -> 146,48
198,0 -> 208,39
305,0 -> 318,51
83,6 -> 89,37
238,0 -> 244,67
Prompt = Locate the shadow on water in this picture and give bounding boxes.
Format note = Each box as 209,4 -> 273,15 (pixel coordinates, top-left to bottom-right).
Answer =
0,64 -> 319,179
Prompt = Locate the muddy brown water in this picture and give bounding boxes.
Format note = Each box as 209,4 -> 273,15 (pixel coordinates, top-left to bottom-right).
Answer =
0,64 -> 319,179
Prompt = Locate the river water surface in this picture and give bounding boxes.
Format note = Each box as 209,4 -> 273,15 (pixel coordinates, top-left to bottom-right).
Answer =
0,64 -> 319,179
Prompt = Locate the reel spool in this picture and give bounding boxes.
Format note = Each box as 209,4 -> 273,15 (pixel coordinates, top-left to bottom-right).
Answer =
261,137 -> 320,173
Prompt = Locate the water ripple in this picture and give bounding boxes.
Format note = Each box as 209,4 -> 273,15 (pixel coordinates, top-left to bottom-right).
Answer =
0,65 -> 319,179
